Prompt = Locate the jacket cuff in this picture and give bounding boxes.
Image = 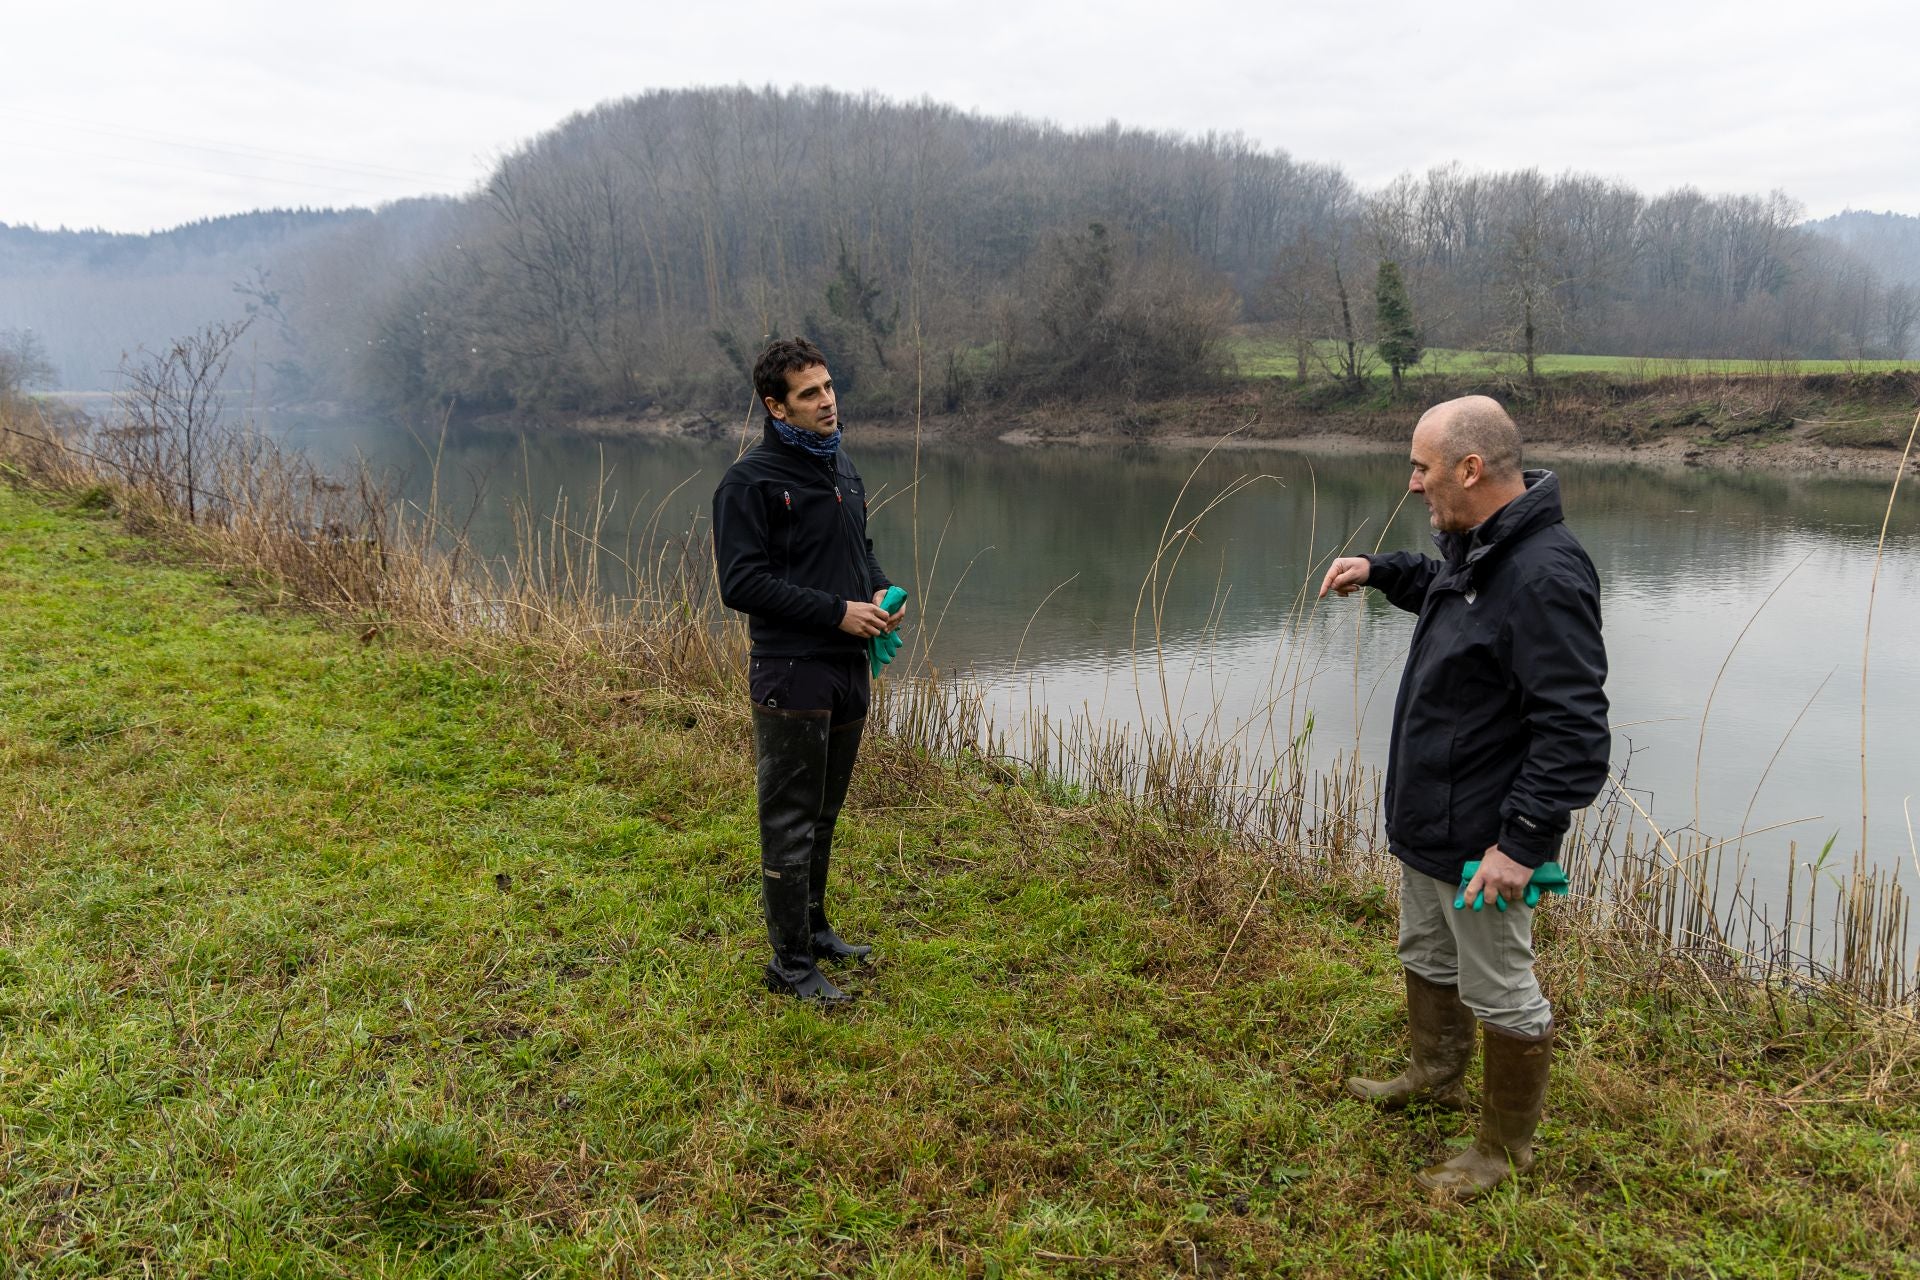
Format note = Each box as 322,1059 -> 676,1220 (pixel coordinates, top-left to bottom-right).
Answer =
1497,817 -> 1558,868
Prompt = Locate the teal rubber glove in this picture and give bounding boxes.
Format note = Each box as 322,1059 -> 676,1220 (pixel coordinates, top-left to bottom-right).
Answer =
868,586 -> 909,678
1454,860 -> 1570,912
1522,861 -> 1570,908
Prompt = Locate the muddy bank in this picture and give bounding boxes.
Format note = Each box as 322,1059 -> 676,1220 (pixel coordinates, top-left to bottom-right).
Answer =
971,374 -> 1920,476
469,372 -> 1920,477
995,422 -> 1917,477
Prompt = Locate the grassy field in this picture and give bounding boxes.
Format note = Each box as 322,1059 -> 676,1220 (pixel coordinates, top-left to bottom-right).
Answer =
0,483 -> 1917,1277
1227,333 -> 1920,381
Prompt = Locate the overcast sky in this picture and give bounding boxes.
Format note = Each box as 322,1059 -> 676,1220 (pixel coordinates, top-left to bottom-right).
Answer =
4,0 -> 1916,234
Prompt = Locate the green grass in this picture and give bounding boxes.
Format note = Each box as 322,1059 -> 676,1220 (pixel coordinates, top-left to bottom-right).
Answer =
1228,333 -> 1920,381
0,485 -> 1916,1276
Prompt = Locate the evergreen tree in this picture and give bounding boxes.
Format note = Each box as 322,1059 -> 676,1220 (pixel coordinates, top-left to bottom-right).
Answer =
1374,260 -> 1422,395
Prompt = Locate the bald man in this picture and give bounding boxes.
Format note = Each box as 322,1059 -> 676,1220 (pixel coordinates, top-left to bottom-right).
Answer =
1319,396 -> 1610,1201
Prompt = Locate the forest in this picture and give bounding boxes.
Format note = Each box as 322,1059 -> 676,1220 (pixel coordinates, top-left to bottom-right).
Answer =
3,86 -> 1917,414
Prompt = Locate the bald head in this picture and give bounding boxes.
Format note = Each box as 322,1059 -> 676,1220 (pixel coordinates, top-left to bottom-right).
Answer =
1406,396 -> 1529,533
1417,396 -> 1524,482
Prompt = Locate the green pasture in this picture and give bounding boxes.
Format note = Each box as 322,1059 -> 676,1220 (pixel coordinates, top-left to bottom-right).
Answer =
1227,332 -> 1920,381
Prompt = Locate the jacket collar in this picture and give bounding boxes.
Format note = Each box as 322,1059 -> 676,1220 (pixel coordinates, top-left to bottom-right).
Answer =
1433,469 -> 1563,568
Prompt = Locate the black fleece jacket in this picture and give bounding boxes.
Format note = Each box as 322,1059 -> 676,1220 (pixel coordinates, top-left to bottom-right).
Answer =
712,420 -> 891,660
1365,470 -> 1611,883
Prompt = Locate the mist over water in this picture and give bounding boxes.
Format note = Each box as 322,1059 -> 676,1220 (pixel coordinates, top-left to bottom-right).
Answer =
284,418 -> 1920,904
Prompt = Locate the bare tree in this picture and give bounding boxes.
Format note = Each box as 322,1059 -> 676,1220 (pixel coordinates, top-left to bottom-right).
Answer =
1885,284 -> 1920,359
0,328 -> 57,397
1493,171 -> 1567,383
1261,232 -> 1325,381
111,320 -> 252,521
1325,251 -> 1373,393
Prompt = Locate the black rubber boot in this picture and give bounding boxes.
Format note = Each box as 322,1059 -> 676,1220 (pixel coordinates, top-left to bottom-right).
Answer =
809,716 -> 873,963
1346,970 -> 1476,1110
752,705 -> 849,1005
1417,1021 -> 1554,1200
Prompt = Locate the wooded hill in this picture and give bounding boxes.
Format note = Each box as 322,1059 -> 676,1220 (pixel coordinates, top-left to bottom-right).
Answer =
4,88 -> 1918,411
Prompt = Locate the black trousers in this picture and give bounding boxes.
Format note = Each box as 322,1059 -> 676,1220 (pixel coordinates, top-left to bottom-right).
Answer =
749,653 -> 869,725
750,653 -> 869,985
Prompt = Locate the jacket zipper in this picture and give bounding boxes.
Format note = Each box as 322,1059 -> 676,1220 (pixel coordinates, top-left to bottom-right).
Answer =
779,490 -> 790,570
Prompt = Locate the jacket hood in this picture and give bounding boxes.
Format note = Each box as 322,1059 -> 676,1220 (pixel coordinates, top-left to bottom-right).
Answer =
1434,469 -> 1563,568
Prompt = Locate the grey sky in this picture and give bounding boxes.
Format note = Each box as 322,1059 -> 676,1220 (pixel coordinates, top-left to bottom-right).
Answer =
5,0 -> 1916,233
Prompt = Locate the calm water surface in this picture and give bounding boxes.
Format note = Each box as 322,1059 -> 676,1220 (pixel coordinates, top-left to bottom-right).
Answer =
285,419 -> 1920,899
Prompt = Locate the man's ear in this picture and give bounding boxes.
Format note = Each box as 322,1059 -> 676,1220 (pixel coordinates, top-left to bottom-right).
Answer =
763,395 -> 787,421
1459,453 -> 1484,487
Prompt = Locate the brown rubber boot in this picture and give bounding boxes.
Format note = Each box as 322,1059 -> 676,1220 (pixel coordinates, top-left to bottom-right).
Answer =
1346,970 -> 1476,1110
1416,1021 -> 1553,1200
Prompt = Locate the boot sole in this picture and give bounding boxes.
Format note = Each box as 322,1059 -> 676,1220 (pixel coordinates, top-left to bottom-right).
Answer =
1415,1144 -> 1532,1200
1345,1078 -> 1468,1110
763,973 -> 853,1005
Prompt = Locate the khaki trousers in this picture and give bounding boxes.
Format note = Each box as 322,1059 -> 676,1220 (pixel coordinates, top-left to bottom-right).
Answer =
1398,869 -> 1553,1037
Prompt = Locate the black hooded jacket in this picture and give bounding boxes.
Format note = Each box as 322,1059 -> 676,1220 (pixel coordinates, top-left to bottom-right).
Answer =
1365,470 -> 1611,883
712,420 -> 891,660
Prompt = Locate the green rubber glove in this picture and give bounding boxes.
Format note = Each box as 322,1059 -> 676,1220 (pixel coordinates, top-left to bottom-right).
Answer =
868,586 -> 909,678
1454,860 -> 1570,912
1522,861 -> 1570,908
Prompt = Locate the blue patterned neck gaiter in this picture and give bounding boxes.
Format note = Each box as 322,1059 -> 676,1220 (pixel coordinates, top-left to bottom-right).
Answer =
771,416 -> 842,461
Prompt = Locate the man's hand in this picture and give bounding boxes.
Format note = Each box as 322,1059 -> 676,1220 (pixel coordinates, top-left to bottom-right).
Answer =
838,601 -> 892,638
1319,556 -> 1371,598
873,589 -> 905,633
1458,846 -> 1533,913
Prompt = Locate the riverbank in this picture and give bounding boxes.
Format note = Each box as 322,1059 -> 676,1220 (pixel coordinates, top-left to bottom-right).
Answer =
2,460 -> 1917,1272
986,369 -> 1920,477
508,368 -> 1920,477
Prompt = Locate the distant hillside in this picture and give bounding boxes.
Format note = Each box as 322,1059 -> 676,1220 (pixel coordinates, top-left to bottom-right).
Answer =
0,209 -> 361,276
1809,210 -> 1920,287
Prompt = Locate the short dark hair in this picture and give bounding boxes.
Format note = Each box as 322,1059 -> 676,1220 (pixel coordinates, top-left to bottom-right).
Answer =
752,337 -> 827,408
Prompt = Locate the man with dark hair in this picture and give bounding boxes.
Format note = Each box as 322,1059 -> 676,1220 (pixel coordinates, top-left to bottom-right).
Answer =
1319,395 -> 1610,1200
713,337 -> 901,1005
